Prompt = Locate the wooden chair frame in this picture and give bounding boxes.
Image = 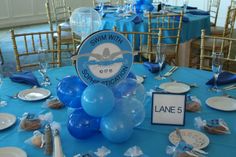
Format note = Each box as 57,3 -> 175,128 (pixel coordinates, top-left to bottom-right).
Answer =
10,27 -> 62,72
208,0 -> 221,27
93,0 -> 112,7
113,26 -> 159,63
231,0 -> 236,8
200,29 -> 236,73
147,12 -> 183,65
45,0 -> 80,57
190,6 -> 236,68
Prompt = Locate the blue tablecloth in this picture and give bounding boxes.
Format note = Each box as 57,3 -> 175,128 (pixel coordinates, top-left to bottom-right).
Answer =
101,11 -> 210,43
1,64 -> 236,157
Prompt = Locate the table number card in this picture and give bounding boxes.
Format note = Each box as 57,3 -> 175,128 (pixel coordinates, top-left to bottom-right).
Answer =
151,93 -> 186,125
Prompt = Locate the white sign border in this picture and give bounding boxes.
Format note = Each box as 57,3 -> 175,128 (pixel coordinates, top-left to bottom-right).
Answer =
151,92 -> 186,126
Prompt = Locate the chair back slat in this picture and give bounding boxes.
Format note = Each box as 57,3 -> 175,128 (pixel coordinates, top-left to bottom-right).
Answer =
148,12 -> 183,65
93,0 -> 112,6
200,29 -> 236,73
113,26 -> 158,63
10,27 -> 62,71
208,0 -> 221,26
223,6 -> 236,38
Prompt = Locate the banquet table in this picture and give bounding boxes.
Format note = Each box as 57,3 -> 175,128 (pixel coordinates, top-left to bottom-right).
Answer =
101,9 -> 211,66
1,64 -> 236,157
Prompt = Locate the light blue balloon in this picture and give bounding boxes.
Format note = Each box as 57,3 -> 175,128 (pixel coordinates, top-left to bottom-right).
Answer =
81,83 -> 115,117
100,110 -> 133,143
116,97 -> 145,127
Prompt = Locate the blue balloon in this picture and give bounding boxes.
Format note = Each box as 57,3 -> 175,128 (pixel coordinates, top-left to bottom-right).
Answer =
81,83 -> 115,117
112,78 -> 146,102
116,97 -> 145,127
100,110 -> 133,143
112,78 -> 137,98
57,76 -> 87,108
67,108 -> 100,139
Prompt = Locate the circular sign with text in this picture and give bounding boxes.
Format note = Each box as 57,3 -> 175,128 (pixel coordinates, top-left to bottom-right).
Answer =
76,30 -> 133,87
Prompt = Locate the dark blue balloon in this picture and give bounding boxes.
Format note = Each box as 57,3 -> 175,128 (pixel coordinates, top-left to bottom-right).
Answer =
57,76 -> 87,108
67,108 -> 100,139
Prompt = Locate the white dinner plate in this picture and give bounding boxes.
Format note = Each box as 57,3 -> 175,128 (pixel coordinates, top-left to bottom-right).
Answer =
206,96 -> 236,111
18,88 -> 51,101
136,75 -> 144,84
0,113 -> 16,131
159,82 -> 190,94
0,147 -> 27,157
169,129 -> 209,149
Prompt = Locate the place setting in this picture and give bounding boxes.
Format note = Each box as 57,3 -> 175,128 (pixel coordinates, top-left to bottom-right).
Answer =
204,52 -> 236,111
0,147 -> 27,157
7,47 -> 53,102
0,112 -> 17,131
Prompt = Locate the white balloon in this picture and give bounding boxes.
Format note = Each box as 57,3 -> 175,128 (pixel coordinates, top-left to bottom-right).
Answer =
70,7 -> 102,40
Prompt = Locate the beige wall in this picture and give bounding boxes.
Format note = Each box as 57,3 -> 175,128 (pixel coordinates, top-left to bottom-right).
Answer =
0,0 -> 94,29
0,0 -> 232,29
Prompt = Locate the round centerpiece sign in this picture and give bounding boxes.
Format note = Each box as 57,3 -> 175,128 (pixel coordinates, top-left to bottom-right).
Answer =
76,30 -> 133,87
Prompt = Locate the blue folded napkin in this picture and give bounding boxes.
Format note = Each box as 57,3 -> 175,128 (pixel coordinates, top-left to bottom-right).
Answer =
176,15 -> 189,22
181,5 -> 198,10
188,10 -> 209,15
206,72 -> 236,85
10,71 -> 40,87
143,62 -> 165,73
132,15 -> 143,24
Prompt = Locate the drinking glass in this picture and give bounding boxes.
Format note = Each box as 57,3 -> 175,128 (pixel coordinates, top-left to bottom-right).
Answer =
38,47 -> 51,87
155,44 -> 166,80
211,52 -> 223,92
0,65 -> 7,107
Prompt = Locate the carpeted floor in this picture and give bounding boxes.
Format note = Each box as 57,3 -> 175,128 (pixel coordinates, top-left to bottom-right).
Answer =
0,23 -> 74,76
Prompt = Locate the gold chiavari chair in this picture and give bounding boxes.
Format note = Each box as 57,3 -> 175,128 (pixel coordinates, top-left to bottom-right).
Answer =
147,12 -> 183,65
231,0 -> 236,8
208,0 -> 221,27
113,26 -> 158,63
93,0 -> 112,7
200,29 -> 236,73
189,6 -> 236,68
10,26 -> 62,72
211,6 -> 236,37
45,0 -> 80,57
